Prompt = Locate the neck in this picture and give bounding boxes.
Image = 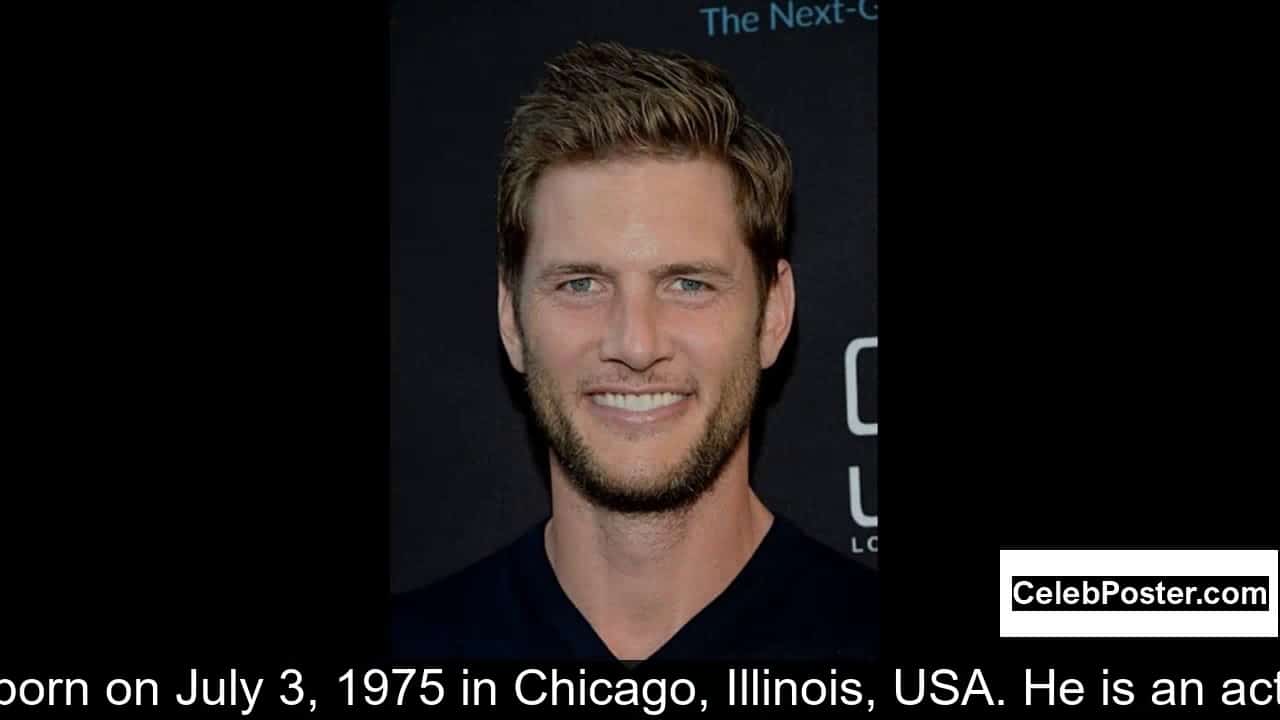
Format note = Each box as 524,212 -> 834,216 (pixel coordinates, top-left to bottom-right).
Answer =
544,435 -> 773,661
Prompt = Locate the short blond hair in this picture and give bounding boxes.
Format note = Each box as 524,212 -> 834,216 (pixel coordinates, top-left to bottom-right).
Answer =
497,41 -> 792,299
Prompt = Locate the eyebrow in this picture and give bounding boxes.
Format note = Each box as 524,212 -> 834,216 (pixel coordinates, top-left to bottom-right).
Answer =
535,263 -> 610,283
535,261 -> 735,283
651,262 -> 735,281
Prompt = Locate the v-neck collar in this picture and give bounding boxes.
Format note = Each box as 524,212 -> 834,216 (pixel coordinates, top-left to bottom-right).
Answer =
513,515 -> 795,665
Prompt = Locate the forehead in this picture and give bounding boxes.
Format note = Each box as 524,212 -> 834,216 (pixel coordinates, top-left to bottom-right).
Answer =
526,155 -> 744,267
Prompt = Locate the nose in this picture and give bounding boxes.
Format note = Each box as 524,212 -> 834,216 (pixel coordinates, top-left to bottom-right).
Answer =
600,285 -> 670,372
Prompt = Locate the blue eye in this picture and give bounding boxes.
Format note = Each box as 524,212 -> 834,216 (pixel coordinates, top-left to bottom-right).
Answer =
675,278 -> 707,293
564,278 -> 595,293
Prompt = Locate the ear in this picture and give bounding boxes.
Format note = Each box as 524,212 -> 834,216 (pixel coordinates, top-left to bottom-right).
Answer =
498,275 -> 526,373
758,259 -> 795,370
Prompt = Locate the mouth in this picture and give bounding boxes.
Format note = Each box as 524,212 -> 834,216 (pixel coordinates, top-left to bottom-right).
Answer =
584,391 -> 694,429
590,392 -> 689,412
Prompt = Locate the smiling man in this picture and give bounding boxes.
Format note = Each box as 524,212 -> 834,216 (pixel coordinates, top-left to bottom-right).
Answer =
392,41 -> 878,663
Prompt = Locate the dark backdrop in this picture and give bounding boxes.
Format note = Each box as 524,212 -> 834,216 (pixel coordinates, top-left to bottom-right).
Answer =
5,2 -> 1273,698
390,0 -> 880,594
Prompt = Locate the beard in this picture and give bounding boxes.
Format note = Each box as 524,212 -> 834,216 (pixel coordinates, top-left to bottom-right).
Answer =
522,341 -> 761,516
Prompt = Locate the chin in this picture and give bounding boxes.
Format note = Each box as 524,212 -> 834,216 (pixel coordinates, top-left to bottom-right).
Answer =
590,433 -> 694,466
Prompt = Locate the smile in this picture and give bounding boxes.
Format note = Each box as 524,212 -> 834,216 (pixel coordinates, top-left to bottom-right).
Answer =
590,392 -> 689,412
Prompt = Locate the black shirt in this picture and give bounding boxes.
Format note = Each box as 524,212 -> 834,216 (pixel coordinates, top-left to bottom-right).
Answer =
391,513 -> 878,663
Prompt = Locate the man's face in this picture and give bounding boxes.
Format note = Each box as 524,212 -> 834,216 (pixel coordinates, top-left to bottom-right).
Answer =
499,156 -> 793,515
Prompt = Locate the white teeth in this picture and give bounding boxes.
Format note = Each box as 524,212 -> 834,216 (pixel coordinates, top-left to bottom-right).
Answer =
591,392 -> 686,411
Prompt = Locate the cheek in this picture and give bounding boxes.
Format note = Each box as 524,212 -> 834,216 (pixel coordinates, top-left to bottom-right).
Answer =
678,324 -> 743,384
525,312 -> 600,375
689,301 -> 756,352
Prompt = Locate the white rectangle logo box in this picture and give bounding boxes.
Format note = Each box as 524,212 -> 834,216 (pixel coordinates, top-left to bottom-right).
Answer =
999,549 -> 1279,637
